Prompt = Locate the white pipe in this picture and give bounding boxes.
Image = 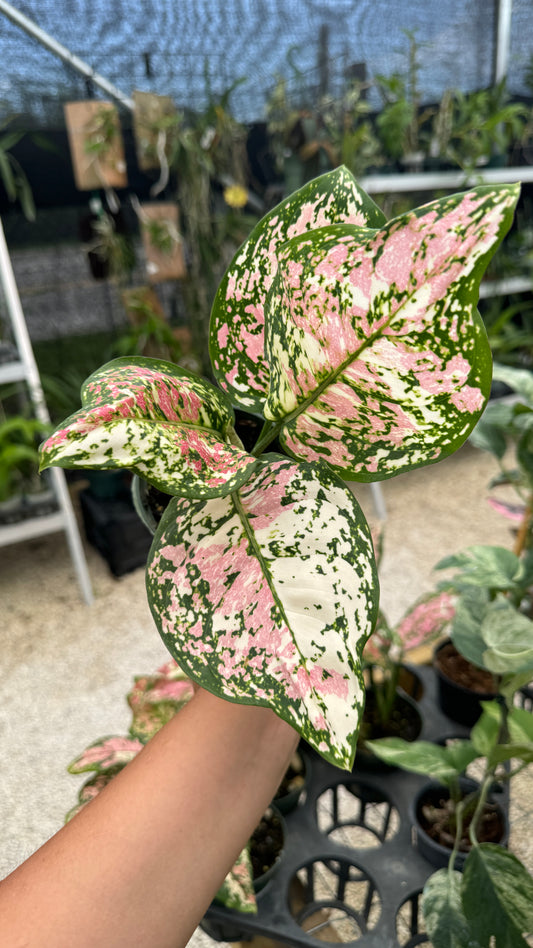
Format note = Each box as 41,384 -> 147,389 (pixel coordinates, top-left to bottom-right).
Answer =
494,0 -> 513,83
0,0 -> 134,111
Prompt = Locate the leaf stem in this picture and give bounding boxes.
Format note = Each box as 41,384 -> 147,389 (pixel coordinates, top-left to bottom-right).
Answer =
448,797 -> 465,872
251,420 -> 282,457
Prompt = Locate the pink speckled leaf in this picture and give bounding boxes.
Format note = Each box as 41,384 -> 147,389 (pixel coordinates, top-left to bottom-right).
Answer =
65,769 -> 123,823
127,663 -> 194,742
67,736 -> 143,775
146,455 -> 378,769
214,846 -> 256,914
210,166 -> 386,411
264,184 -> 520,480
39,356 -> 258,499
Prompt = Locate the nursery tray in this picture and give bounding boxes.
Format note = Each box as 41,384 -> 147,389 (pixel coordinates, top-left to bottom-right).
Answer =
203,664 -> 508,948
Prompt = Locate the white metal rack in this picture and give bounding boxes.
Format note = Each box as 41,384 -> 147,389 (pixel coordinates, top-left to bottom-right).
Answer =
0,217 -> 93,604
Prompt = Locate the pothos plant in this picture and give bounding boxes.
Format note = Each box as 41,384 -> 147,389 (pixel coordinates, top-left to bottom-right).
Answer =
369,699 -> 533,947
39,166 -> 519,771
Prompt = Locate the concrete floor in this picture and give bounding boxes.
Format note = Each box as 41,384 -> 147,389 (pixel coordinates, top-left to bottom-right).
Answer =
1,441 -> 531,945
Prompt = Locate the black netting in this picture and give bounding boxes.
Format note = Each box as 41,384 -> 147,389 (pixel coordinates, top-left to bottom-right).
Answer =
1,0 -> 532,126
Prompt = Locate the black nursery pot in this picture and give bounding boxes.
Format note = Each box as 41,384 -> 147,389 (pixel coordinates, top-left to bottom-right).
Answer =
201,805 -> 286,942
433,639 -> 498,727
354,688 -> 423,771
410,778 -> 508,871
273,750 -> 309,815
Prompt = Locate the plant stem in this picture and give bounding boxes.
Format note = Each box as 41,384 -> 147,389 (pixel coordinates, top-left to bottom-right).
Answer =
251,420 -> 283,457
448,796 -> 465,871
513,492 -> 533,556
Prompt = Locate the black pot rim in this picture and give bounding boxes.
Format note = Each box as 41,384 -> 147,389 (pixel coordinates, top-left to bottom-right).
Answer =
433,638 -> 497,699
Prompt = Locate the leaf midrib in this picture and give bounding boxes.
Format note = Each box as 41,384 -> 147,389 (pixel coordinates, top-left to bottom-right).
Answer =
230,485 -> 329,717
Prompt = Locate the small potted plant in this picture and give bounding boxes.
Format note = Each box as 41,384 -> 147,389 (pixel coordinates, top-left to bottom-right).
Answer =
0,413 -> 52,523
368,695 -> 533,944
357,581 -> 455,765
65,657 -> 284,921
39,165 -> 519,773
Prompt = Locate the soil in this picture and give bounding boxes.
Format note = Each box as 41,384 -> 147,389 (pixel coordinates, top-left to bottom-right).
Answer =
250,807 -> 284,880
418,786 -> 505,853
145,484 -> 172,525
358,688 -> 422,745
275,752 -> 305,800
435,641 -> 497,694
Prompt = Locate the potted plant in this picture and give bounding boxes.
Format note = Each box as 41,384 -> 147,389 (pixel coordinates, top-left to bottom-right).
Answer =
375,30 -> 433,172
357,576 -> 455,764
39,165 -> 519,775
446,81 -> 527,174
368,696 -> 533,944
430,542 -> 533,724
0,412 -> 52,523
66,657 -> 293,924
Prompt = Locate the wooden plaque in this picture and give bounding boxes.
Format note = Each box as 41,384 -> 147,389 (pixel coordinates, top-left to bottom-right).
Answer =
64,101 -> 128,191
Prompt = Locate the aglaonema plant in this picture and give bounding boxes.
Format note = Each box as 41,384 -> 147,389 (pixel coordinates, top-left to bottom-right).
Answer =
39,166 -> 520,770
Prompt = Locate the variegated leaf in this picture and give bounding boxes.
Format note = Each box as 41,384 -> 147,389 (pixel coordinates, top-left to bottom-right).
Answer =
146,455 -> 378,769
127,663 -> 194,742
264,184 -> 520,480
39,356 -> 258,499
67,736 -> 143,775
65,769 -> 122,823
214,846 -> 257,914
210,166 -> 386,411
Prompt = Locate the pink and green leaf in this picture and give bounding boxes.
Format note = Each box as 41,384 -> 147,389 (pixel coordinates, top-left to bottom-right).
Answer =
67,735 -> 143,775
264,184 -> 520,480
40,356 -> 258,499
214,846 -> 257,914
210,166 -> 386,411
65,768 -> 122,823
127,663 -> 195,742
146,455 -> 378,770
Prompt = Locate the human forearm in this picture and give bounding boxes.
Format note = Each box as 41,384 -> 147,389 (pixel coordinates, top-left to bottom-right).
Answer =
0,688 -> 298,948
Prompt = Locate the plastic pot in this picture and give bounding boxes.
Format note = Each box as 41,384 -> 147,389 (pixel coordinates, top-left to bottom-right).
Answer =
433,639 -> 497,726
354,688 -> 423,771
410,777 -> 508,871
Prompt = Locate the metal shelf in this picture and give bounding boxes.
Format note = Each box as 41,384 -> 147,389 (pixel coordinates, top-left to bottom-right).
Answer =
0,360 -> 26,385
479,275 -> 532,298
0,510 -> 66,547
0,217 -> 93,604
359,165 -> 533,194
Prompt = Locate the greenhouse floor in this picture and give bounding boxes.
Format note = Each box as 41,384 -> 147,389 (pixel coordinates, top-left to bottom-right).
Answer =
1,441 -> 532,947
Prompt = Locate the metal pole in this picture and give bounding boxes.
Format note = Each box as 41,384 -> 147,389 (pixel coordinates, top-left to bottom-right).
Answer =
0,216 -> 94,604
0,0 -> 134,111
494,0 -> 513,83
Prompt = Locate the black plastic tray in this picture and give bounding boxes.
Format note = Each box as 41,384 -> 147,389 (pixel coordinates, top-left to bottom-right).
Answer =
203,664 -> 504,947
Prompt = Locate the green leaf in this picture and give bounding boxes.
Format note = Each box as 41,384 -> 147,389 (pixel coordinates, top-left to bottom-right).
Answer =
263,185 -> 519,481
462,845 -> 533,946
450,590 -> 489,669
39,356 -> 259,500
146,455 -> 378,769
492,363 -> 533,403
210,166 -> 387,412
365,737 -> 477,784
435,545 -> 524,592
508,705 -> 533,743
422,869 -> 476,948
470,702 -> 502,757
481,600 -> 533,675
517,427 -> 533,483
